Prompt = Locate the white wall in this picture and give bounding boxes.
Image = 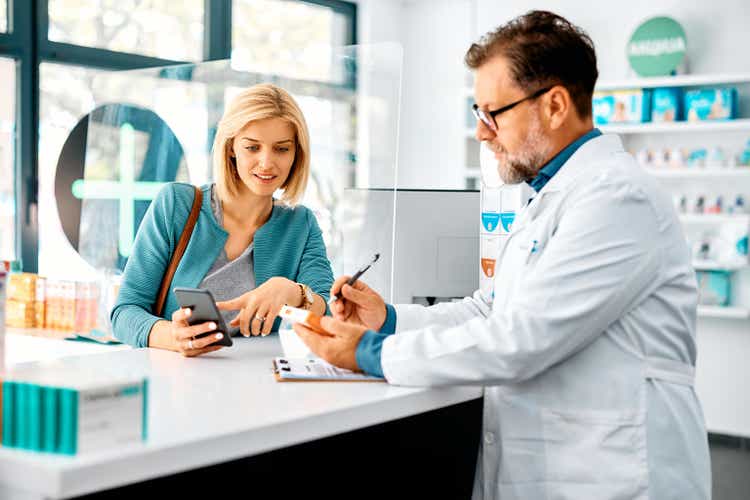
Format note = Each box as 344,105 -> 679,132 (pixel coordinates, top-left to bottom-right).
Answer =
477,0 -> 750,80
358,0 -> 473,189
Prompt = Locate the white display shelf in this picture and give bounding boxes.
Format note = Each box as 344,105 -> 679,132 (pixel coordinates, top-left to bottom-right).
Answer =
601,119 -> 750,134
679,213 -> 750,224
693,260 -> 749,272
645,168 -> 750,178
596,73 -> 750,91
697,305 -> 750,320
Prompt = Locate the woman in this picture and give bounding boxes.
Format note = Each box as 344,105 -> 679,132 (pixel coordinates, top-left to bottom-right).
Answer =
111,84 -> 334,356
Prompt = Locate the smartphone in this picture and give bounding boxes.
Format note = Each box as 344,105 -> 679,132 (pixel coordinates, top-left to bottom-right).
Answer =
173,287 -> 234,347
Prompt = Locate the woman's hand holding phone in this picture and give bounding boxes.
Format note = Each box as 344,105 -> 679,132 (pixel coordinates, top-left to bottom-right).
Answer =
169,307 -> 226,357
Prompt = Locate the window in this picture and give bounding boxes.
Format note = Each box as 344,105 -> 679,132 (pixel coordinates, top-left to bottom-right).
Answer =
232,0 -> 349,83
2,0 -> 357,272
0,0 -> 7,33
48,0 -> 205,61
39,62 -> 100,277
0,57 -> 14,259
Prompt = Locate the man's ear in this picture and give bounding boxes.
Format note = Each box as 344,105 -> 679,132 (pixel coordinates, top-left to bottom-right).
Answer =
544,85 -> 572,130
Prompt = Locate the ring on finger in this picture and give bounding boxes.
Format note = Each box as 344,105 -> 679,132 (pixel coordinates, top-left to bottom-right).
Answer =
255,315 -> 266,332
188,338 -> 194,349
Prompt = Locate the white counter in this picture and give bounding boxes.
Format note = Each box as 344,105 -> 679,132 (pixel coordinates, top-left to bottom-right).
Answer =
0,334 -> 482,499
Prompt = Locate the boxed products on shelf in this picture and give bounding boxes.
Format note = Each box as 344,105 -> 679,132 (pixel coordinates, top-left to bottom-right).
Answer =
673,193 -> 748,215
593,89 -> 652,125
4,271 -> 122,341
651,87 -> 683,122
696,270 -> 731,306
685,87 -> 738,122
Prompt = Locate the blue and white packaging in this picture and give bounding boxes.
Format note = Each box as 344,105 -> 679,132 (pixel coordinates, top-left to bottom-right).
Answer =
651,87 -> 682,122
593,89 -> 652,125
696,271 -> 731,306
2,362 -> 148,455
685,88 -> 738,122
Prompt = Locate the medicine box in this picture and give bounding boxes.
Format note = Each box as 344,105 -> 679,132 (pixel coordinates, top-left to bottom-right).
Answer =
696,270 -> 731,306
684,88 -> 738,122
593,89 -> 652,125
1,365 -> 148,455
651,87 -> 682,122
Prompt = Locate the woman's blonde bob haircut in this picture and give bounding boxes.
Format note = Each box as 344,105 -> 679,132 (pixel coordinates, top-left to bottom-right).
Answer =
212,83 -> 310,205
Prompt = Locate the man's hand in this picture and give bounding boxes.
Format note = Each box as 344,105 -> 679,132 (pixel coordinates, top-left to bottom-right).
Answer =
329,276 -> 387,330
293,316 -> 368,372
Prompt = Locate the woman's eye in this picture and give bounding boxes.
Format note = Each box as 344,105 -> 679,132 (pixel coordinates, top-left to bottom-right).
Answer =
276,147 -> 290,153
245,145 -> 260,152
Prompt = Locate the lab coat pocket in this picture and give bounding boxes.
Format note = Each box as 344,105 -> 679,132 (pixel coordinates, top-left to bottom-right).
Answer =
541,406 -> 648,498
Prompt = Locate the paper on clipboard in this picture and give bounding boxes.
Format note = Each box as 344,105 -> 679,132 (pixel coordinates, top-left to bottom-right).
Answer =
272,357 -> 385,382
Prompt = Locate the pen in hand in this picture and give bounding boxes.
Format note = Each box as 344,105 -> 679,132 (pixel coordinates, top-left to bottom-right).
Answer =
328,253 -> 380,305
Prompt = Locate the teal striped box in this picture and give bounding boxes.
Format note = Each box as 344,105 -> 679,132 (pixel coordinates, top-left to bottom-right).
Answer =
1,369 -> 148,455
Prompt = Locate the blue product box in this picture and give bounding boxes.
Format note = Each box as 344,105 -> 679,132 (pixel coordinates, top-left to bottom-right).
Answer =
651,87 -> 682,122
696,270 -> 731,306
593,89 -> 652,125
684,88 -> 738,122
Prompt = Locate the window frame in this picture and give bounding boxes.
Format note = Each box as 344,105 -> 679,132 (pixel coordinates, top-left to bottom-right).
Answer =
0,0 -> 357,272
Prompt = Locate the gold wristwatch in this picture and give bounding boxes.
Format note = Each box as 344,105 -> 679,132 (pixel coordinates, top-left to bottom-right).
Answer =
297,283 -> 314,310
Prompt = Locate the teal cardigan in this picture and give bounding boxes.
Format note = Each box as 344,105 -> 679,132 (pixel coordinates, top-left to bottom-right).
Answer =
111,182 -> 334,348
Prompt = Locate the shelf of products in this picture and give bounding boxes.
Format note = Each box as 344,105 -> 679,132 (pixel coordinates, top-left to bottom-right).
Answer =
693,260 -> 748,271
679,214 -> 750,224
596,73 -> 750,91
645,168 -> 750,178
697,305 -> 750,320
601,119 -> 750,135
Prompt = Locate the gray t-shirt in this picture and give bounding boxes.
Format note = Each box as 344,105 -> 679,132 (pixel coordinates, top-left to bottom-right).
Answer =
198,184 -> 256,333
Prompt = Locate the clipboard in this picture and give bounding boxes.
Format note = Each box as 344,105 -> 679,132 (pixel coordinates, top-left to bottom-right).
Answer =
272,357 -> 385,382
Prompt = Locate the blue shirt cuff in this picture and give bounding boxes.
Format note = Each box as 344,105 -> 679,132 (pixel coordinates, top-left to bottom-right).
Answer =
355,330 -> 388,378
379,304 -> 397,334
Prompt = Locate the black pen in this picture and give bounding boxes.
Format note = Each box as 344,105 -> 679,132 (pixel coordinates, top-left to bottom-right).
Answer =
328,253 -> 380,305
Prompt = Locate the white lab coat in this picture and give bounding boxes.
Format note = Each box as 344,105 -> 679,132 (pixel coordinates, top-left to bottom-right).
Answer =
381,134 -> 711,499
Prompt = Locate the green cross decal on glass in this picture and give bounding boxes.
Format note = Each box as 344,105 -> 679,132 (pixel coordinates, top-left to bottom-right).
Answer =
70,123 -> 169,258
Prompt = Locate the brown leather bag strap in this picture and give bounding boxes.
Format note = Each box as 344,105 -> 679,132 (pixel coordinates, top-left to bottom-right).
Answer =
154,186 -> 203,317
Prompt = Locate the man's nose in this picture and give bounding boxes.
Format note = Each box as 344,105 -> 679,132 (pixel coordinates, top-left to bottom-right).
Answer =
475,120 -> 496,142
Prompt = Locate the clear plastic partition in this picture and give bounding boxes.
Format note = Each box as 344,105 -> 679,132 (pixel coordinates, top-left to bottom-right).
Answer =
61,44 -> 402,302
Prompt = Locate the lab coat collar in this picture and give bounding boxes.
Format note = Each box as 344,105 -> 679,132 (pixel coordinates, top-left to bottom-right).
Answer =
537,133 -> 625,196
513,134 -> 625,232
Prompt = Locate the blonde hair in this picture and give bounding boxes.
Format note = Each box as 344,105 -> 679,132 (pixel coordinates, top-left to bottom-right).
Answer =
212,83 -> 310,205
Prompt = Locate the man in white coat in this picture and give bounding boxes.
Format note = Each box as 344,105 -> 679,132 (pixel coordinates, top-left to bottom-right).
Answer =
294,10 -> 711,500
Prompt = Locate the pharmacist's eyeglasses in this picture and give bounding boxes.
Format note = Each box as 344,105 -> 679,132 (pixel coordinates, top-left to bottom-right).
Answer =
472,86 -> 553,131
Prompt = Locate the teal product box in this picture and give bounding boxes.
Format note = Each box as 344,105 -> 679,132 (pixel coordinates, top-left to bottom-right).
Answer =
651,87 -> 682,122
695,270 -> 731,306
1,367 -> 148,455
684,88 -> 738,122
593,89 -> 652,125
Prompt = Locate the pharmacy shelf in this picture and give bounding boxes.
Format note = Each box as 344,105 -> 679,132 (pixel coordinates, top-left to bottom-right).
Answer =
679,213 -> 750,224
596,73 -> 750,91
697,305 -> 750,320
693,260 -> 749,272
601,119 -> 750,134
645,168 -> 750,178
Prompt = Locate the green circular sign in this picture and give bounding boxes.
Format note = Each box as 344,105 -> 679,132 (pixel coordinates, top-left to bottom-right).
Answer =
628,17 -> 687,77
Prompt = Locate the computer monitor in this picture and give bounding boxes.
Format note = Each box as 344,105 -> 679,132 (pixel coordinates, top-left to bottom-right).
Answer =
342,189 -> 479,305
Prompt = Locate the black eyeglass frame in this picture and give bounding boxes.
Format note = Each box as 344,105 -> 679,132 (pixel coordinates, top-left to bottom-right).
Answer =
472,86 -> 553,131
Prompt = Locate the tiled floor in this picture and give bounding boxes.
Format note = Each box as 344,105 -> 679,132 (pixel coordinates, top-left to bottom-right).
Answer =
710,434 -> 750,500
